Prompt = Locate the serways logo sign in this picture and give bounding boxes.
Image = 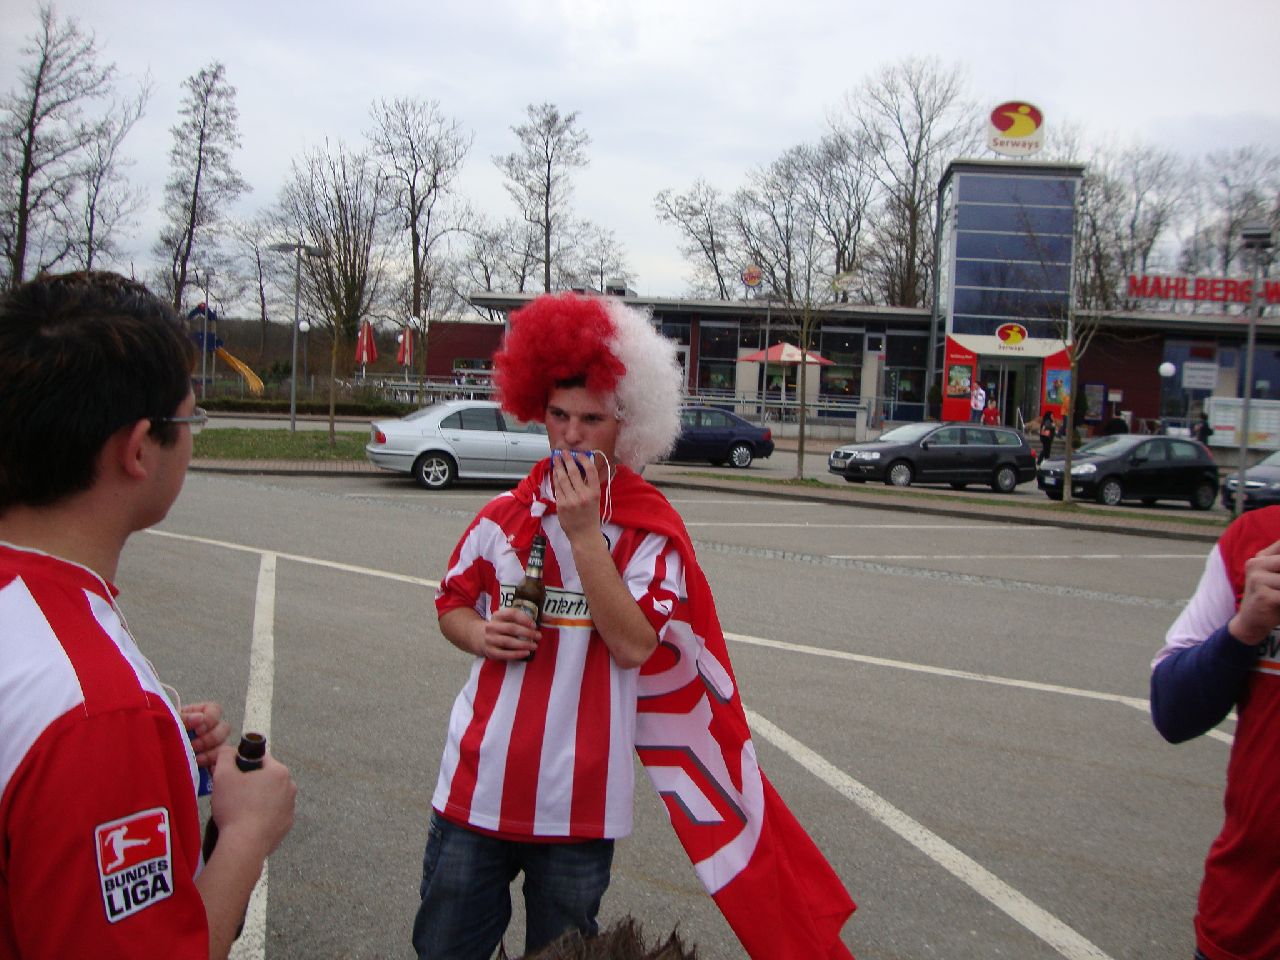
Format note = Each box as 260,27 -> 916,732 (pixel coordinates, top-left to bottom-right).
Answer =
996,322 -> 1029,346
988,101 -> 1044,157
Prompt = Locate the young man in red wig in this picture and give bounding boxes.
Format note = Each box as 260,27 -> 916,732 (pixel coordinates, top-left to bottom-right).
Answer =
413,293 -> 855,960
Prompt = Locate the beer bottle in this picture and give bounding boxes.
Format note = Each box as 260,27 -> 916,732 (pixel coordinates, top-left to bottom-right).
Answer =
508,534 -> 546,658
201,732 -> 268,862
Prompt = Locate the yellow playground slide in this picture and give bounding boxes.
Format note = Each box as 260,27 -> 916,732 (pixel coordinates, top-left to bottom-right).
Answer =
215,347 -> 264,396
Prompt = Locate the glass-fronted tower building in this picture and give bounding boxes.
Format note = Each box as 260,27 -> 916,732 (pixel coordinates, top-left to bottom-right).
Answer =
931,159 -> 1085,424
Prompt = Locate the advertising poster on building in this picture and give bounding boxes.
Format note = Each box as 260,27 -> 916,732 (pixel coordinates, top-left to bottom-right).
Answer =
947,363 -> 973,398
1045,369 -> 1071,409
1083,383 -> 1105,422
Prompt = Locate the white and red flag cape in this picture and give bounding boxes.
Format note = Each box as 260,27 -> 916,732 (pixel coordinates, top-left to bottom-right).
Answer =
512,464 -> 857,958
355,319 -> 378,368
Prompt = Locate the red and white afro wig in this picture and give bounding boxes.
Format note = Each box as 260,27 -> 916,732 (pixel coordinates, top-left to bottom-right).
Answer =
494,293 -> 683,470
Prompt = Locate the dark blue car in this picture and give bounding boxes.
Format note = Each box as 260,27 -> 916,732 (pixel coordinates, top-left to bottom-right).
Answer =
668,406 -> 774,468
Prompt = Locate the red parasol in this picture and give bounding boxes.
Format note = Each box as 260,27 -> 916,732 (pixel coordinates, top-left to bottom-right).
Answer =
738,342 -> 833,365
355,320 -> 378,367
397,329 -> 414,367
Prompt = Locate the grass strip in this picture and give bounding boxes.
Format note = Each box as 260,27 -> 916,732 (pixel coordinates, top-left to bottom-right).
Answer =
194,428 -> 367,461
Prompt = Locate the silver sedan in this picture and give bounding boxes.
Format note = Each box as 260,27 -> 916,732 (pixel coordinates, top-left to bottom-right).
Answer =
365,400 -> 549,490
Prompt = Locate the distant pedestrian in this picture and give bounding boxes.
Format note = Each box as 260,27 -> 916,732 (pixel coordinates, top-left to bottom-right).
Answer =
969,380 -> 986,423
1038,411 -> 1056,464
981,397 -> 1000,426
1194,411 -> 1214,446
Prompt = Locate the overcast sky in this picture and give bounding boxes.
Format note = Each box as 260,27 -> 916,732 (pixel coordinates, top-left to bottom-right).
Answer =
3,0 -> 1279,300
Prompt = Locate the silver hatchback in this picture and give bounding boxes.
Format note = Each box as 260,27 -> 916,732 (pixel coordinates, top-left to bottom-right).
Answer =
365,400 -> 549,490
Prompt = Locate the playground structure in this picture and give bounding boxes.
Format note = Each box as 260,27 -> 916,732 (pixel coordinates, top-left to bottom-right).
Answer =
214,347 -> 264,396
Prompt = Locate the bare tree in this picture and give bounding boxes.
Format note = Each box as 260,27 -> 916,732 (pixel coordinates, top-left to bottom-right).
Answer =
75,80 -> 150,271
731,146 -> 831,476
1116,145 -> 1186,278
1178,146 -> 1280,279
654,179 -> 736,298
839,56 -> 977,307
495,102 -> 590,292
227,213 -> 287,362
798,131 -> 876,300
154,61 -> 249,310
279,142 -> 387,443
576,222 -> 634,292
1,3 -> 116,287
502,217 -> 544,293
369,97 -> 471,374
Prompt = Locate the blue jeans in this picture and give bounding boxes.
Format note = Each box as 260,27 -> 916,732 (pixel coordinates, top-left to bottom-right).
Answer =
411,811 -> 614,960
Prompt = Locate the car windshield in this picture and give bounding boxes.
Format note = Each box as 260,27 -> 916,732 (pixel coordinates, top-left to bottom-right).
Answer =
1258,450 -> 1280,468
875,422 -> 936,444
1075,435 -> 1139,457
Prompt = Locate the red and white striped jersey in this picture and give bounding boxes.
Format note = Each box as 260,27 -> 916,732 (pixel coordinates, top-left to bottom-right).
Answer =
0,543 -> 206,959
433,480 -> 682,839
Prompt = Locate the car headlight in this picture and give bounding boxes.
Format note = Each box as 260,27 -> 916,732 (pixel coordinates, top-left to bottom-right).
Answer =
853,451 -> 881,461
1070,463 -> 1097,476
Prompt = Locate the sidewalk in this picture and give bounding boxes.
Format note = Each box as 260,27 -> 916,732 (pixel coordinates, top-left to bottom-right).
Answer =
190,450 -> 1228,544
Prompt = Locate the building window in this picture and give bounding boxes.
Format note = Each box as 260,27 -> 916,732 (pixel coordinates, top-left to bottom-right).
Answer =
818,330 -> 863,398
660,320 -> 690,345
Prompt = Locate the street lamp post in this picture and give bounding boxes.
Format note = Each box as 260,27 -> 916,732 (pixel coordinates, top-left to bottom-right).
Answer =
1159,361 -> 1177,432
1237,224 -> 1274,518
197,269 -> 213,400
269,241 -> 321,432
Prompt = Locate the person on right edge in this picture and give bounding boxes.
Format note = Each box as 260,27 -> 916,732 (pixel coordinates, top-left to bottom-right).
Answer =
1150,505 -> 1280,960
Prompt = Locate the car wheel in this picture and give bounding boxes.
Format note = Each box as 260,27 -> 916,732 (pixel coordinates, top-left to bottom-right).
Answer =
886,461 -> 913,487
991,465 -> 1018,493
728,443 -> 754,468
1097,477 -> 1123,506
1191,482 -> 1216,511
949,481 -> 967,490
413,452 -> 456,490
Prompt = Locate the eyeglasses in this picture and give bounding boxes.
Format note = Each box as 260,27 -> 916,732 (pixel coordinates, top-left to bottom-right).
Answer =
152,406 -> 208,436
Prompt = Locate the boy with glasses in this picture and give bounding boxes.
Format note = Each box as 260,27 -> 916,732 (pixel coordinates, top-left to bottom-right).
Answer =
0,271 -> 296,959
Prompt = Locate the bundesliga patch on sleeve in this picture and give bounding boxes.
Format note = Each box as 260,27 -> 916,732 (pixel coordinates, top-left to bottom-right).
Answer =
94,807 -> 174,923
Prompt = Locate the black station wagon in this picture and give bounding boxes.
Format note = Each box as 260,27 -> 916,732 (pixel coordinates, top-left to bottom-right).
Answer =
828,422 -> 1037,492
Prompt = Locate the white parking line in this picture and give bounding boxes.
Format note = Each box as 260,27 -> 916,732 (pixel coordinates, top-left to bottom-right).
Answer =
230,553 -> 277,960
725,631 -> 1149,709
748,709 -> 1115,960
827,553 -> 1204,561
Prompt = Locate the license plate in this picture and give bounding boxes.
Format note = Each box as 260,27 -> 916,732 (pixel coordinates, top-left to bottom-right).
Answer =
1044,476 -> 1057,486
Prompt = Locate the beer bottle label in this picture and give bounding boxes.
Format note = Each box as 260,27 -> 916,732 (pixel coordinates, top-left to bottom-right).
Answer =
511,597 -> 541,624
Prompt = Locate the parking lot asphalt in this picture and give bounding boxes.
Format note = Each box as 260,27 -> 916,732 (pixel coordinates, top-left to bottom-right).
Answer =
191,435 -> 1231,545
